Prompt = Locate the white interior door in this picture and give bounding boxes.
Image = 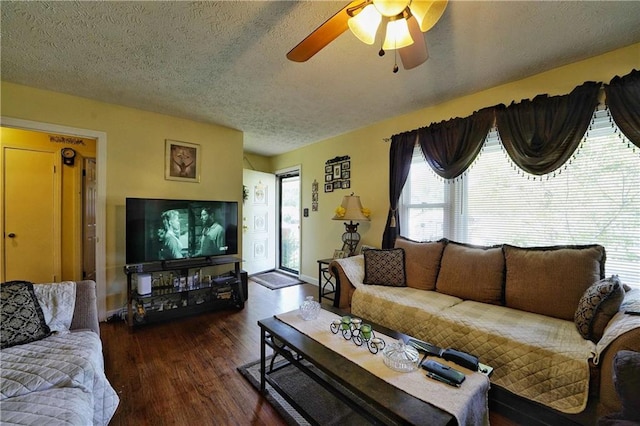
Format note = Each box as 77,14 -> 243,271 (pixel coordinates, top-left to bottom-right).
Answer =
242,169 -> 276,275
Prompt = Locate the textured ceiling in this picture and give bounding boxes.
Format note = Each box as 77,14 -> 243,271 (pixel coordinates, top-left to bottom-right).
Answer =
2,1 -> 640,156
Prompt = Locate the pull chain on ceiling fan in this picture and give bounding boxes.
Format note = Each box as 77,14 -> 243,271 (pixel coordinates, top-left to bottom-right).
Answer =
286,0 -> 448,72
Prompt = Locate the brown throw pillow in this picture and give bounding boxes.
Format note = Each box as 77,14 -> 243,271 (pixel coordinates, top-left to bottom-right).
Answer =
435,241 -> 505,305
394,237 -> 446,291
574,276 -> 624,342
504,244 -> 605,321
363,248 -> 406,287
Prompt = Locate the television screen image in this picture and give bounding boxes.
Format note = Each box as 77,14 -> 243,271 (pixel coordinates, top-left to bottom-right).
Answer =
126,198 -> 238,265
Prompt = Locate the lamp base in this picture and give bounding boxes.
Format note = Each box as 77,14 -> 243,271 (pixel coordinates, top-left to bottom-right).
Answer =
342,221 -> 361,257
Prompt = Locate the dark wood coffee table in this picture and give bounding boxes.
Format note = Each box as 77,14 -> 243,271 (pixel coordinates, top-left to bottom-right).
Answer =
258,306 -> 456,425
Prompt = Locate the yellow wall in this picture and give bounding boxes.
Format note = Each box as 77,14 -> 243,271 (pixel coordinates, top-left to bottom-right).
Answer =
243,153 -> 272,173
270,43 -> 640,282
1,85 -> 244,312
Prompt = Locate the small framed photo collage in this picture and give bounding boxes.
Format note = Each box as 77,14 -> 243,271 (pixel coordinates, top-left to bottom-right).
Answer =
324,156 -> 350,192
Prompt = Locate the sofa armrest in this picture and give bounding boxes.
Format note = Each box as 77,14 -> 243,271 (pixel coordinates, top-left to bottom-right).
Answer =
597,327 -> 640,416
70,280 -> 100,336
596,289 -> 640,417
329,260 -> 356,309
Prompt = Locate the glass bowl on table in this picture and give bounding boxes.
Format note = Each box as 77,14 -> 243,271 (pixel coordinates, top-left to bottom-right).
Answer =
382,342 -> 420,372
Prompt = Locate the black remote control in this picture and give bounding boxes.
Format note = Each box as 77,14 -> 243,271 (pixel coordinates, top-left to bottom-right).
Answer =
406,338 -> 442,357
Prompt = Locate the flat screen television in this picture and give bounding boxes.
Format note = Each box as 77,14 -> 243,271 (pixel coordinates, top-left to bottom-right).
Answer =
126,197 -> 238,265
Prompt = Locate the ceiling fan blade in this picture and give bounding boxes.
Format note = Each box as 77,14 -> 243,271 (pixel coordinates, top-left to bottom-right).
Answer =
417,0 -> 449,33
286,1 -> 362,62
399,16 -> 428,70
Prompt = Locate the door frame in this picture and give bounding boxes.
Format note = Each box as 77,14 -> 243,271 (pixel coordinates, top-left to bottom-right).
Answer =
275,165 -> 301,275
1,116 -> 108,320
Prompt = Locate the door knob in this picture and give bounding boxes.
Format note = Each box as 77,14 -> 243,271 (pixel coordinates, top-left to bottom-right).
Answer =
7,233 -> 16,238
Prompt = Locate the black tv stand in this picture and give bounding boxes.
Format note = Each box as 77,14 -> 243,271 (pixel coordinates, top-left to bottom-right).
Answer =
124,256 -> 246,329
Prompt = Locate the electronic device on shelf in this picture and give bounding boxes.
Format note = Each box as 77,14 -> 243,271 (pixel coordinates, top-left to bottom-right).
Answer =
213,275 -> 237,286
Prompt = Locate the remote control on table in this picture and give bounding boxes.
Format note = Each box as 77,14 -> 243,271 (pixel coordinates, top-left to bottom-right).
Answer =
406,338 -> 443,357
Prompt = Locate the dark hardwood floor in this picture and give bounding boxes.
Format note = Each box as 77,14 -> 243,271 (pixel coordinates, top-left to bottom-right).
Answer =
101,280 -> 519,425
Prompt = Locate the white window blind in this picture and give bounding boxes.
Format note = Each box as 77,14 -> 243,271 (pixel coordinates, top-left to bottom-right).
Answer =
401,107 -> 640,287
399,150 -> 452,242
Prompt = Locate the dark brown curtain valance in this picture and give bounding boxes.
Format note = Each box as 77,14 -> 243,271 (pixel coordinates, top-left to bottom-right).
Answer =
382,131 -> 417,249
417,107 -> 495,179
495,81 -> 601,176
604,69 -> 640,148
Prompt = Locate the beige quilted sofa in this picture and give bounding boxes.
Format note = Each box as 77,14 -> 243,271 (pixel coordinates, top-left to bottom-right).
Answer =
329,238 -> 640,424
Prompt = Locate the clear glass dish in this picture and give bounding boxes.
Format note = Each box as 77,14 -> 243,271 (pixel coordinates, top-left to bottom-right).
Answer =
299,296 -> 320,320
382,342 -> 420,372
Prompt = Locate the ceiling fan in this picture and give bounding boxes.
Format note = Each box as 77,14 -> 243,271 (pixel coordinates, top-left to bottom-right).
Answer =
286,0 -> 449,72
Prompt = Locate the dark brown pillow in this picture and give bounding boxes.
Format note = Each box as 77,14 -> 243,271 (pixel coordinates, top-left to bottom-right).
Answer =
435,241 -> 505,305
394,237 -> 446,291
574,276 -> 624,342
363,248 -> 406,287
504,244 -> 605,321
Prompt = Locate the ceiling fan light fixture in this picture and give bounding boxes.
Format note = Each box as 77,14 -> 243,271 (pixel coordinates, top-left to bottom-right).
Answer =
410,0 -> 448,32
382,17 -> 414,50
348,4 -> 382,45
373,0 -> 411,17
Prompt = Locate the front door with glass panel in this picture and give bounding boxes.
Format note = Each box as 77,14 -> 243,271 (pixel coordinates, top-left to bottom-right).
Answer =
278,171 -> 300,274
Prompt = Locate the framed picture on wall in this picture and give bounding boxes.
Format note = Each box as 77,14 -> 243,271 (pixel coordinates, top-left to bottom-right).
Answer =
325,183 -> 333,193
165,139 -> 201,182
333,164 -> 341,179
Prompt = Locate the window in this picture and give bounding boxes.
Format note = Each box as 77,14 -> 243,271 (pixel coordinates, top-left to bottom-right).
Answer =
399,151 -> 452,242
400,107 -> 639,287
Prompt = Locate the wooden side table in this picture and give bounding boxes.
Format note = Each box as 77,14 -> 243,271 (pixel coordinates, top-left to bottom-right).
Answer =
317,258 -> 336,305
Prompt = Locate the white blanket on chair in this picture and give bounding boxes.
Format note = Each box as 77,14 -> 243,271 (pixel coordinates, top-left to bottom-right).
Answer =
0,331 -> 119,425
